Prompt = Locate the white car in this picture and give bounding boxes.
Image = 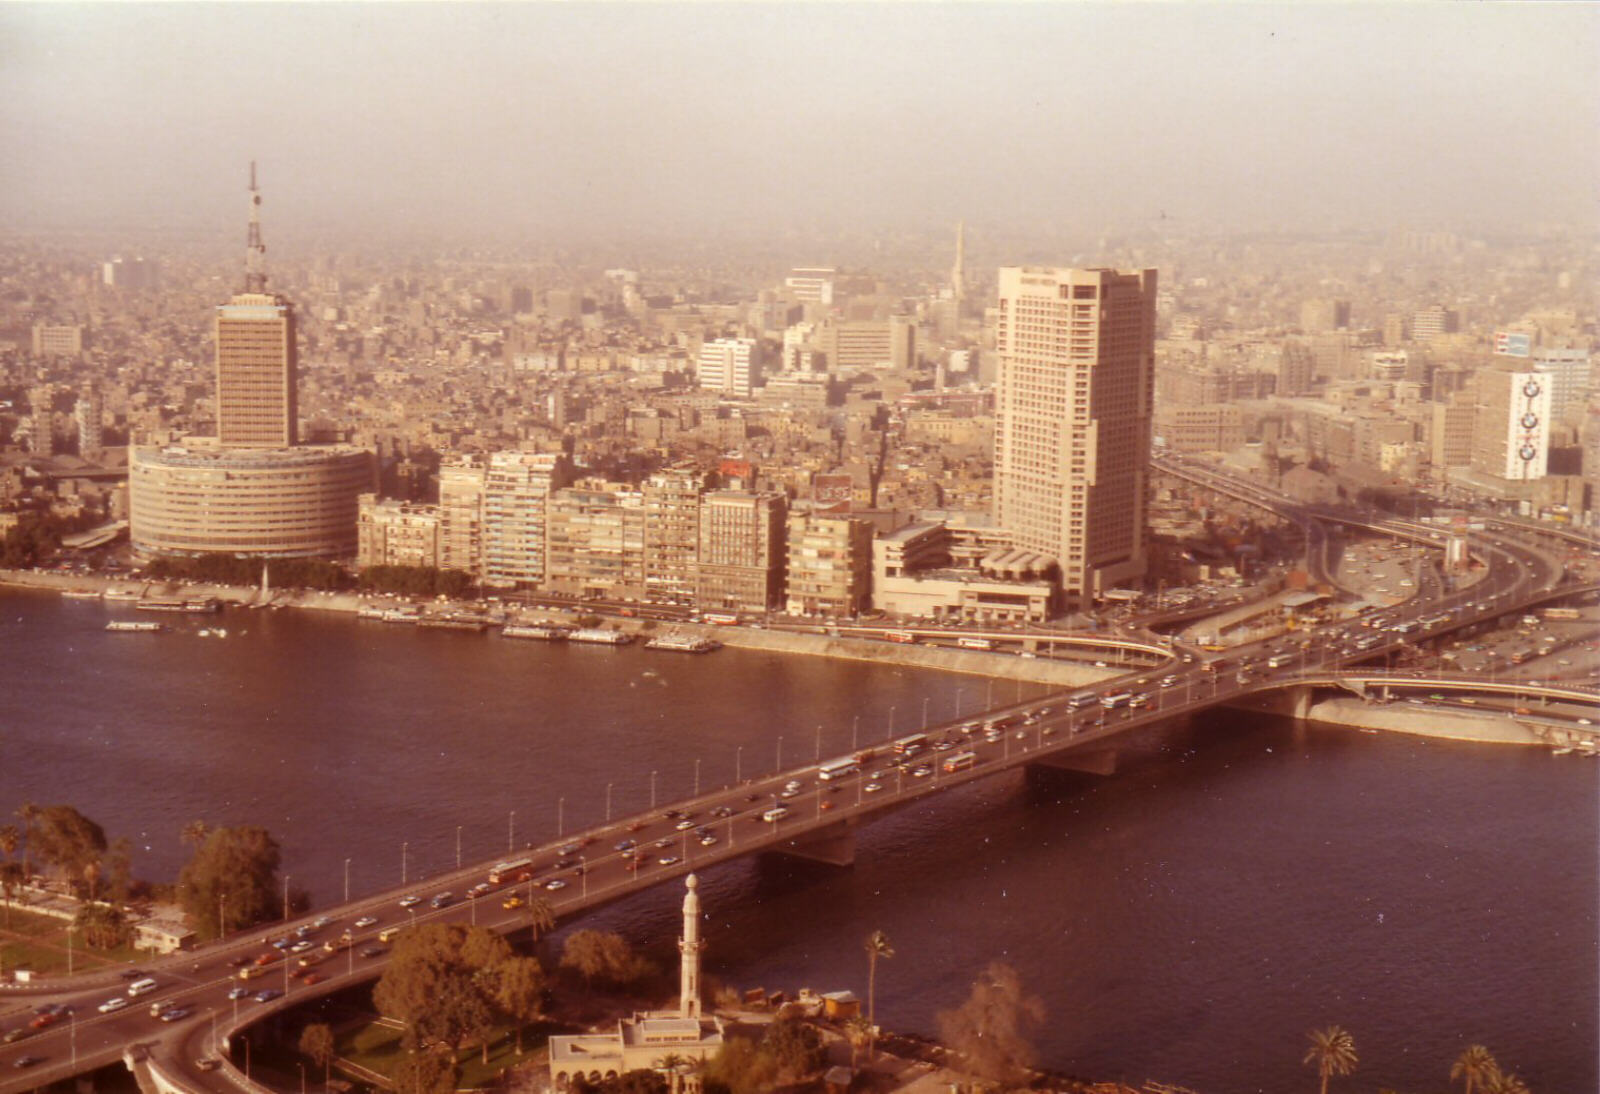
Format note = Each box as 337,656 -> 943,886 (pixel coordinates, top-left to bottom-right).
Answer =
397,895 -> 421,909
353,915 -> 378,929
289,940 -> 315,954
98,997 -> 129,1014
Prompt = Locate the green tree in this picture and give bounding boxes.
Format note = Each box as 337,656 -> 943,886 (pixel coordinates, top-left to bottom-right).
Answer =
560,928 -> 640,989
864,928 -> 894,1057
935,961 -> 1044,1087
181,820 -> 211,849
1452,1045 -> 1499,1094
0,824 -> 18,864
176,825 -> 282,938
759,1018 -> 825,1080
393,1044 -> 459,1094
492,955 -> 548,1054
843,1015 -> 873,1069
0,861 -> 24,928
374,922 -> 512,1059
704,1037 -> 778,1094
103,837 -> 134,904
74,902 -> 130,949
1303,1026 -> 1359,1094
299,1022 -> 336,1091
523,893 -> 557,943
1484,1070 -> 1529,1094
29,804 -> 107,888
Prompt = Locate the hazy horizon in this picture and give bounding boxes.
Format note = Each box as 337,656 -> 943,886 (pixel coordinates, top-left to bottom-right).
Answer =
2,3 -> 1596,245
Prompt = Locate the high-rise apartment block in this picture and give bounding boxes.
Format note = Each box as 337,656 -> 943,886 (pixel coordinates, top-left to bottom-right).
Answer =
785,511 -> 873,617
545,481 -> 646,599
31,324 -> 84,358
358,495 -> 441,569
1472,363 -> 1552,482
1299,298 -> 1350,332
1411,304 -> 1459,344
695,490 -> 787,612
1278,339 -> 1316,397
29,385 -> 54,457
784,267 -> 835,305
76,386 -> 103,460
816,317 -> 915,373
437,458 -> 487,579
993,266 -> 1157,604
643,469 -> 704,605
482,451 -> 574,589
1533,347 -> 1591,422
697,338 -> 762,398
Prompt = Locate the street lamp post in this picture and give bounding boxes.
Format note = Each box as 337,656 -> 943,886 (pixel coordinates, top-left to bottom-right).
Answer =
343,858 -> 351,905
921,696 -> 930,730
605,782 -> 614,822
776,736 -> 783,772
888,706 -> 896,741
558,797 -> 565,837
735,745 -> 743,784
508,810 -> 515,853
650,770 -> 658,810
693,759 -> 701,798
66,926 -> 73,974
815,724 -> 822,762
955,688 -> 965,718
282,876 -> 291,922
852,715 -> 859,752
456,827 -> 462,870
401,842 -> 408,885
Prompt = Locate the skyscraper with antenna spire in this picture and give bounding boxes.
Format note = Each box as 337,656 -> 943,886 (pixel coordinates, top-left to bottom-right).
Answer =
215,161 -> 297,448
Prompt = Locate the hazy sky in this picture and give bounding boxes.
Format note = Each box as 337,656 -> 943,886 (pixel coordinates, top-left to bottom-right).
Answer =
2,2 -> 1595,242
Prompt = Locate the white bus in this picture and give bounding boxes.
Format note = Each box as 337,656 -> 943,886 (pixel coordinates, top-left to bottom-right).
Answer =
488,858 -> 535,885
957,637 -> 995,650
892,733 -> 930,756
1100,692 -> 1132,709
817,759 -> 860,781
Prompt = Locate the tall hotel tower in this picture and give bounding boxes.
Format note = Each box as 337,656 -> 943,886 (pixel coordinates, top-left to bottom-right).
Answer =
993,266 -> 1158,606
216,163 -> 297,447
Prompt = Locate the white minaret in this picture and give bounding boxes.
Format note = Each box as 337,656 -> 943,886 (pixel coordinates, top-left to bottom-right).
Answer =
678,874 -> 704,1019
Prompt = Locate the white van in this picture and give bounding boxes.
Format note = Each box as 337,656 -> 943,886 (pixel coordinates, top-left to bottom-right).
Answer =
127,977 -> 159,997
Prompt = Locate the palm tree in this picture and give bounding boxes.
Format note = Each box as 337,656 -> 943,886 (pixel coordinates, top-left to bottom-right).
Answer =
16,802 -> 39,882
843,1015 -> 873,1069
1484,1070 -> 1529,1094
181,820 -> 211,849
1303,1026 -> 1358,1094
864,929 -> 894,1059
0,824 -> 18,863
1452,1044 -> 1499,1094
524,894 -> 556,943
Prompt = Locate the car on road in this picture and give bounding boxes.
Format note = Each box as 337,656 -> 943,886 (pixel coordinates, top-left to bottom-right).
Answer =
2,1028 -> 29,1044
312,915 -> 334,929
698,834 -> 718,847
227,954 -> 251,968
269,936 -> 291,950
429,892 -> 453,909
761,805 -> 791,822
289,940 -> 315,954
12,1055 -> 43,1069
159,1007 -> 191,1023
119,968 -> 147,980
227,986 -> 251,1000
658,855 -> 682,866
613,839 -> 637,853
303,973 -> 324,986
502,894 -> 524,910
397,895 -> 422,908
298,952 -> 325,967
358,946 -> 386,959
254,989 -> 282,1004
468,882 -> 494,899
674,818 -> 696,830
543,878 -> 567,891
97,997 -> 130,1014
863,781 -> 883,793
353,915 -> 378,929
910,764 -> 933,778
195,1057 -> 221,1072
29,1012 -> 60,1030
558,842 -> 582,856
709,805 -> 734,818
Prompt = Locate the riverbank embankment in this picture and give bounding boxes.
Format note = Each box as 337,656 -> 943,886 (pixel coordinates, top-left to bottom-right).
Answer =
1,569 -> 1116,688
1303,696 -> 1547,745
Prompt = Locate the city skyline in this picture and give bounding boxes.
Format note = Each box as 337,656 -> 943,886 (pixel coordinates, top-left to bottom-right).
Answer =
1,3 -> 1595,244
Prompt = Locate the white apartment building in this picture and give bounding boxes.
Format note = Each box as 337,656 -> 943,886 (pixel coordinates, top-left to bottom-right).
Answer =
481,451 -> 574,588
696,338 -> 762,398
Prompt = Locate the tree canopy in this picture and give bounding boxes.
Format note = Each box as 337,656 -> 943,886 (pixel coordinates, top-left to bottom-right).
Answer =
374,922 -> 521,1057
176,825 -> 282,938
29,804 -> 107,888
935,962 -> 1044,1086
559,928 -> 651,989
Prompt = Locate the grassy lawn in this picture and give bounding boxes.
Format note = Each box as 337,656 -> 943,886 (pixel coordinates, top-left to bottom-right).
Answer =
337,1018 -> 556,1089
0,906 -> 149,976
0,906 -> 72,938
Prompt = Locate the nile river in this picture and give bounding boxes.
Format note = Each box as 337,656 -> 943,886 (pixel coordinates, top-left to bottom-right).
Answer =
1,590 -> 1593,1091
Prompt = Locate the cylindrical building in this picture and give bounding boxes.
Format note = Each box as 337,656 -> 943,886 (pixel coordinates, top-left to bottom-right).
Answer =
129,443 -> 375,560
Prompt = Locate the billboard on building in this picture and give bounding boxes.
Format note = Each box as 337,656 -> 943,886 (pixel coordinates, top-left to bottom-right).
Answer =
1493,331 -> 1532,357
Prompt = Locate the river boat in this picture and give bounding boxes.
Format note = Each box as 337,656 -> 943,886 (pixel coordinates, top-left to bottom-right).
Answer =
106,621 -> 163,633
103,588 -> 144,602
644,633 -> 721,653
567,628 -> 633,646
502,624 -> 569,641
136,599 -> 190,613
356,606 -> 387,620
419,617 -> 487,632
184,598 -> 222,613
61,588 -> 102,600
381,609 -> 421,624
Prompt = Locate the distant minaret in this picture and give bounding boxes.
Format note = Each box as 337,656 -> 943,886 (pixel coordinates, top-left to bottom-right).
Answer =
245,160 -> 268,292
678,874 -> 704,1019
950,220 -> 966,307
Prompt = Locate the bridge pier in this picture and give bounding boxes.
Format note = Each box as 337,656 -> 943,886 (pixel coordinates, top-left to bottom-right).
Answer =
771,818 -> 857,866
1028,748 -> 1118,776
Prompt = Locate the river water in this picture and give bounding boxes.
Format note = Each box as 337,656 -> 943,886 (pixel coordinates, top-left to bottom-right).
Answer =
1,590 -> 1593,1092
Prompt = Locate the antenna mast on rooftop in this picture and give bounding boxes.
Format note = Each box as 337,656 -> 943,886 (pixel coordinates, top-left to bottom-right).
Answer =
245,161 -> 268,293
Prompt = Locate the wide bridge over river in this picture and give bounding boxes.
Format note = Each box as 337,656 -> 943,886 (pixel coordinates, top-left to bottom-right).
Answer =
2,515 -> 1591,1094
